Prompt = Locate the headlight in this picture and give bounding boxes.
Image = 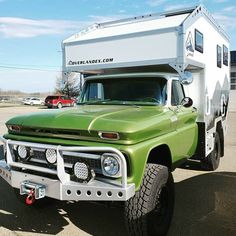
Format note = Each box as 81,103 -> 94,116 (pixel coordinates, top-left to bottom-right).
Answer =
17,145 -> 30,160
45,149 -> 57,164
101,153 -> 121,177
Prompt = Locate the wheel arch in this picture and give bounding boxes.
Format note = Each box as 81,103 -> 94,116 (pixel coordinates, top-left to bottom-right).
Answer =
147,144 -> 172,171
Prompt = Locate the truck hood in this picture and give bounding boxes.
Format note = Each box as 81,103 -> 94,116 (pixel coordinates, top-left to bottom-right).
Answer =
6,105 -> 174,144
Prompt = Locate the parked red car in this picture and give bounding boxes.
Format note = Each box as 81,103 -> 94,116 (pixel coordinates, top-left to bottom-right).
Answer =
45,95 -> 76,109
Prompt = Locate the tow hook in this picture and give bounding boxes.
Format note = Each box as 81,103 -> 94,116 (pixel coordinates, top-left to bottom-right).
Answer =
25,189 -> 36,205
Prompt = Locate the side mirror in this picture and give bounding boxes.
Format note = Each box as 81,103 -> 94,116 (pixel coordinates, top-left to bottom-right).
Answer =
181,97 -> 193,108
180,71 -> 193,85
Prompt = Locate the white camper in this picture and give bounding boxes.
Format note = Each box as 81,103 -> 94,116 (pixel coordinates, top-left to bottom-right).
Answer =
63,4 -> 230,161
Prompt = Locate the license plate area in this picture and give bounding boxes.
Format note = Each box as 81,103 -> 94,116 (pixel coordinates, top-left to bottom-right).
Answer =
20,181 -> 46,199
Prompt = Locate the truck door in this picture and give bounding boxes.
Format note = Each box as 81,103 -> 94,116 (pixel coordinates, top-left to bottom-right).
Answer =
171,80 -> 197,157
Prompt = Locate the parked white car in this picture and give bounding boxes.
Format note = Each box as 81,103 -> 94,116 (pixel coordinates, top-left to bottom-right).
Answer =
23,97 -> 44,106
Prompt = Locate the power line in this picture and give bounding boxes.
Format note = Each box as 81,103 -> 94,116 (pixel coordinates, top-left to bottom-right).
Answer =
0,62 -> 61,68
0,65 -> 62,72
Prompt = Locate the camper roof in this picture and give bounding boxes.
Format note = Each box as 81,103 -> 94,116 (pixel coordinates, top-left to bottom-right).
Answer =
63,5 -> 227,44
64,13 -> 190,44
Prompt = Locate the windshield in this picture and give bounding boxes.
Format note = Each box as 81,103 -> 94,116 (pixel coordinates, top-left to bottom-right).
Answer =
79,77 -> 167,106
46,96 -> 59,100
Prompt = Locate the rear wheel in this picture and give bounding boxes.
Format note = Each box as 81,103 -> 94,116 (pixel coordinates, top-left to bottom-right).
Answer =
201,131 -> 221,171
125,164 -> 174,236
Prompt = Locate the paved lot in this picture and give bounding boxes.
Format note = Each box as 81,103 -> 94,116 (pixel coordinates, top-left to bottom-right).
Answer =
0,106 -> 236,236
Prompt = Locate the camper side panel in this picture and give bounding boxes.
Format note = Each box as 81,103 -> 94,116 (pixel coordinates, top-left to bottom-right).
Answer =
184,14 -> 230,156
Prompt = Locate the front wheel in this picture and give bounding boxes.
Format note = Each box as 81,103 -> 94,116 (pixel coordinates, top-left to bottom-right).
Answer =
125,164 -> 174,236
57,103 -> 62,109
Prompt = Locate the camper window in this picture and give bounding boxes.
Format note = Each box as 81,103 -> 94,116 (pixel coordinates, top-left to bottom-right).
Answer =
217,45 -> 222,68
195,29 -> 203,53
223,45 -> 228,66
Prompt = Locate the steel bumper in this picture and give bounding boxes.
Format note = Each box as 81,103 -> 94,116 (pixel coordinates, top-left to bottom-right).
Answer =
0,160 -> 135,201
0,136 -> 135,201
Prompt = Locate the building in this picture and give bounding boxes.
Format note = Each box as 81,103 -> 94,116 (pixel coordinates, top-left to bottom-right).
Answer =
230,51 -> 236,90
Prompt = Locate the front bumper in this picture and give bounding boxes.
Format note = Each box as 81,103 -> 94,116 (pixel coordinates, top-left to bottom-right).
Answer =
0,137 -> 135,201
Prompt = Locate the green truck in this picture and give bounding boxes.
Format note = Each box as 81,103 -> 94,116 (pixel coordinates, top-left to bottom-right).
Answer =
0,5 -> 230,236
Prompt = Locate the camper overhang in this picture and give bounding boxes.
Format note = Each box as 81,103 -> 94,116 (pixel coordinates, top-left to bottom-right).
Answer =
62,4 -> 228,80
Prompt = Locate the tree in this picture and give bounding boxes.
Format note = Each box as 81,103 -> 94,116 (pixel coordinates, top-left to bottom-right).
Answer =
55,72 -> 82,97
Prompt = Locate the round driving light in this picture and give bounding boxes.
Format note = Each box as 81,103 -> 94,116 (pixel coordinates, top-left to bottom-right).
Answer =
45,149 -> 57,164
102,154 -> 120,176
73,162 -> 89,180
17,145 -> 28,160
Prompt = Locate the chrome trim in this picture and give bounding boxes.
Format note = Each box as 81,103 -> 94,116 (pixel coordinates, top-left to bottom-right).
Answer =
63,151 -> 101,159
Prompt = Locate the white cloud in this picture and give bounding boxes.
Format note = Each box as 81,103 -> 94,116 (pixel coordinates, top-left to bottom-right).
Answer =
146,0 -> 167,7
0,17 -> 89,38
222,6 -> 236,13
88,14 -> 131,23
213,0 -> 228,3
118,10 -> 127,14
213,13 -> 236,31
0,14 -> 132,38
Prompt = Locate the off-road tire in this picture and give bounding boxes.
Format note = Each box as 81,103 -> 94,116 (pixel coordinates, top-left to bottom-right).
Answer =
125,164 -> 174,236
201,131 -> 221,171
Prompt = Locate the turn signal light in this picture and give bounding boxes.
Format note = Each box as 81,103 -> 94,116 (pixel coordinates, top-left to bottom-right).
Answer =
7,125 -> 21,132
98,132 -> 119,140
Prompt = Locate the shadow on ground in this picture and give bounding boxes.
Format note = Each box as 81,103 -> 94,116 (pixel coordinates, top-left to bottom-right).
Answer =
0,146 -> 236,235
168,171 -> 236,236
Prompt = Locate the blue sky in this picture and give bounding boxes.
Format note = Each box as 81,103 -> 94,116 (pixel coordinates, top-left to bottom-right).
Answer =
0,0 -> 236,93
